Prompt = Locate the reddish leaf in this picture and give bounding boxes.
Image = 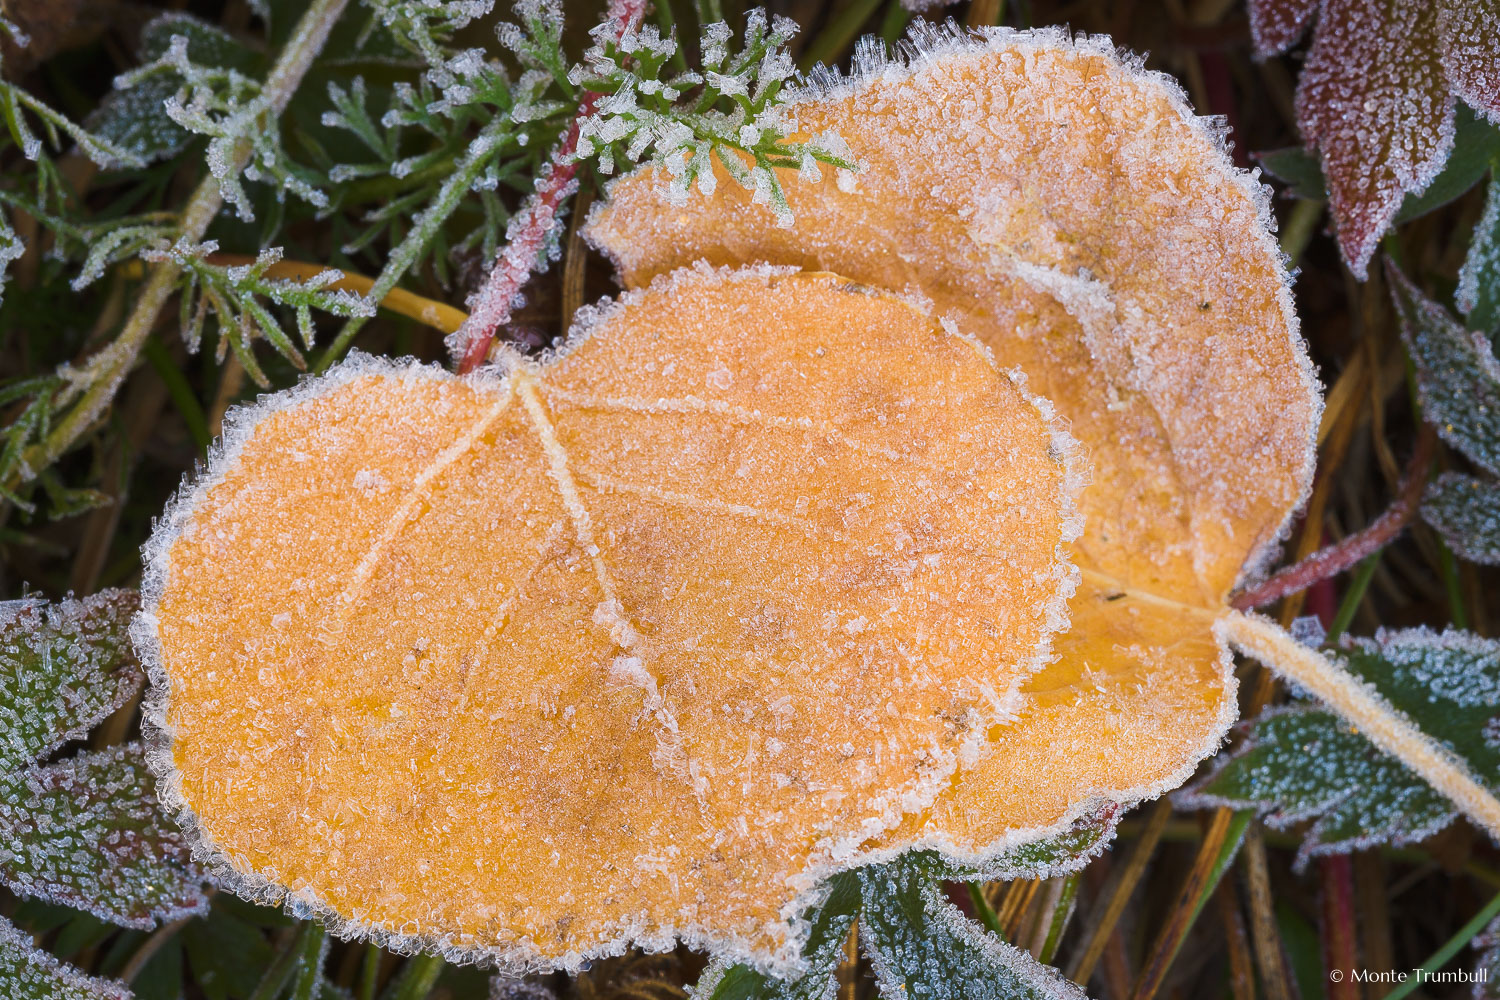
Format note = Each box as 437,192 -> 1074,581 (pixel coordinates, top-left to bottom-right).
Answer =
1296,0 -> 1451,277
1248,0 -> 1318,56
1274,0 -> 1500,276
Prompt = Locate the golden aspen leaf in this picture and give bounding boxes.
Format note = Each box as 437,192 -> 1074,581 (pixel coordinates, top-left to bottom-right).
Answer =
137,265 -> 1082,971
584,27 -> 1322,861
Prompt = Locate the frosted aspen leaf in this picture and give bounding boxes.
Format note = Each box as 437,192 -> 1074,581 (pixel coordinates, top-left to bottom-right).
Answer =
585,25 -> 1322,866
136,265 -> 1082,972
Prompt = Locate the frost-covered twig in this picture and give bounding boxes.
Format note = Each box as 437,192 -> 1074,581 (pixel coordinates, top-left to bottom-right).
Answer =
451,0 -> 648,374
1221,610 -> 1500,843
1231,427 -> 1436,611
3,0 -> 350,494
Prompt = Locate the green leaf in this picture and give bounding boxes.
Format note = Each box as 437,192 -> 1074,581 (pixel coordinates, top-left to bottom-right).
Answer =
857,857 -> 1086,999
1423,472 -> 1500,565
1181,628 -> 1500,867
1459,169 -> 1500,341
903,804 -> 1119,883
0,743 -> 207,929
1256,105 -> 1500,224
695,872 -> 860,1000
182,899 -> 275,1000
1388,260 -> 1500,477
0,590 -> 142,774
88,13 -> 261,165
0,913 -> 132,1000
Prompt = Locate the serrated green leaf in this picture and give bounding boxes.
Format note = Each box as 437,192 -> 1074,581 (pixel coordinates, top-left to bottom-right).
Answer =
0,743 -> 207,930
1423,471 -> 1500,565
0,590 -> 142,774
1459,169 -> 1500,341
1389,260 -> 1500,477
857,857 -> 1086,1000
0,913 -> 132,1000
1181,628 -> 1500,867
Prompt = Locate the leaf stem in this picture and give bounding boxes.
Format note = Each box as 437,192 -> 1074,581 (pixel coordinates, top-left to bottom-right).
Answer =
966,882 -> 1004,939
5,0 -> 351,493
1379,887 -> 1500,1000
451,0 -> 650,374
1324,552 -> 1379,642
381,954 -> 445,1000
1222,610 -> 1500,843
1232,426 -> 1435,611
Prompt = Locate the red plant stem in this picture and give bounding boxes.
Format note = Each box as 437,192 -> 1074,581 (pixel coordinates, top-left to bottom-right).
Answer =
1231,426 -> 1437,611
454,0 -> 648,375
1320,855 -> 1360,1000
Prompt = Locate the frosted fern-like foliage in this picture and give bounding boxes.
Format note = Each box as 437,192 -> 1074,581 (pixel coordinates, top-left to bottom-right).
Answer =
113,21 -> 325,220
1458,173 -> 1500,340
1390,262 -> 1500,477
858,858 -> 1086,1000
89,13 -> 256,165
0,591 -> 141,774
0,211 -> 24,309
0,743 -> 206,929
1182,628 -> 1500,867
0,915 -> 131,1000
570,12 -> 855,225
1424,473 -> 1500,566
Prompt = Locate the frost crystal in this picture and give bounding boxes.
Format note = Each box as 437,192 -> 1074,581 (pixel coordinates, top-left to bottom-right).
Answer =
0,915 -> 132,1000
0,591 -> 141,774
1423,473 -> 1500,566
1391,262 -> 1500,478
1182,628 -> 1500,867
0,744 -> 207,929
1458,173 -> 1500,340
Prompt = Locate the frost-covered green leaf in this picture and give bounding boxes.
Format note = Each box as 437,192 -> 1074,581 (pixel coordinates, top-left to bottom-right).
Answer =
694,813 -> 1112,1000
0,591 -> 142,774
694,873 -> 859,1000
1459,169 -> 1500,341
1423,472 -> 1500,565
0,914 -> 131,1000
1389,260 -> 1500,476
0,743 -> 207,929
1181,628 -> 1500,867
89,13 -> 260,165
858,858 -> 1086,1000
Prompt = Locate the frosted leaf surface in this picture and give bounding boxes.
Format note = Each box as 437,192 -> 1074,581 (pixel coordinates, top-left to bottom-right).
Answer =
1423,473 -> 1500,565
140,265 -> 1079,972
1181,628 -> 1500,868
586,26 -> 1318,864
0,914 -> 132,1000
1266,0 -> 1500,275
1247,0 -> 1318,56
1390,261 -> 1500,478
0,590 -> 141,774
1475,914 -> 1500,1000
0,743 -> 207,929
858,857 -> 1086,1000
1458,172 -> 1500,340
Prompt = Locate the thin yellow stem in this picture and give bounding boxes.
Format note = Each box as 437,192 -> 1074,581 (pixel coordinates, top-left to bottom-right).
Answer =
1221,611 -> 1500,841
